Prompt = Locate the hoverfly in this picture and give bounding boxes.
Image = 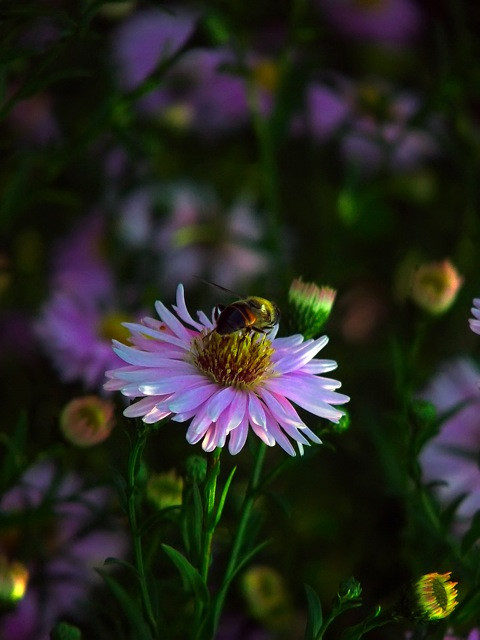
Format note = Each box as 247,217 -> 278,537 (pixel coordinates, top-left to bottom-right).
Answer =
201,279 -> 280,336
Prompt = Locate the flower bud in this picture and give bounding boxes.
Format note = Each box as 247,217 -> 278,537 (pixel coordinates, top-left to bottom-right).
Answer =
410,260 -> 463,315
400,572 -> 458,622
60,395 -> 115,447
337,576 -> 362,604
288,277 -> 336,339
146,470 -> 183,510
185,455 -> 207,484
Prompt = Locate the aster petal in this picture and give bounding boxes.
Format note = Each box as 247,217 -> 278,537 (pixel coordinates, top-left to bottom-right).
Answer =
106,362 -> 195,381
139,374 -> 207,395
262,408 -> 297,456
197,310 -> 215,328
186,424 -> 209,445
171,409 -> 198,423
143,405 -> 172,424
112,340 -> 187,365
168,383 -> 218,413
154,299 -> 192,342
248,393 -> 267,428
249,421 -> 276,446
258,389 -> 310,445
172,283 -> 205,331
301,360 -> 338,374
257,388 -> 304,428
202,424 -> 219,452
205,387 -> 236,421
272,334 -> 304,348
228,414 -> 249,454
224,390 -> 247,433
273,336 -> 329,373
264,376 -> 348,422
124,396 -> 166,418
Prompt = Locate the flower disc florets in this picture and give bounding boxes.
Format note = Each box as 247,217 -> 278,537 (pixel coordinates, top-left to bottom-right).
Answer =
192,332 -> 275,390
105,284 -> 349,455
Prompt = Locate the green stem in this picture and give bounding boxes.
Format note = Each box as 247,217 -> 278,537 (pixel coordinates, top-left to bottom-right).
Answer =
201,448 -> 222,581
128,428 -> 158,636
208,442 -> 267,639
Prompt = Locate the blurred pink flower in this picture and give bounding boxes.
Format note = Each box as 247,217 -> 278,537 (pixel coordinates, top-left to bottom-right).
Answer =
0,461 -> 128,640
419,358 -> 480,533
105,284 -> 349,455
315,0 -> 423,46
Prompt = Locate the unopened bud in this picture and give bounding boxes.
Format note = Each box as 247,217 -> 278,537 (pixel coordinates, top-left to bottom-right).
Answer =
60,395 -> 115,447
410,260 -> 463,315
288,277 -> 336,339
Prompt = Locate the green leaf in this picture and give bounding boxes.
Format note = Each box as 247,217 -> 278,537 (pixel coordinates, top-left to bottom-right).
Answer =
103,556 -> 140,579
304,584 -> 323,640
97,569 -> 153,640
161,544 -> 210,606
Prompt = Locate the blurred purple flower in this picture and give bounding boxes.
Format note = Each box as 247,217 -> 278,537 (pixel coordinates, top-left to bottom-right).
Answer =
111,5 -> 198,91
444,630 -> 480,640
306,76 -> 439,173
0,461 -> 128,640
35,214 -> 129,390
117,182 -> 271,293
469,298 -> 480,335
111,8 -> 280,136
419,358 -> 480,532
315,0 -> 423,46
50,213 -> 113,301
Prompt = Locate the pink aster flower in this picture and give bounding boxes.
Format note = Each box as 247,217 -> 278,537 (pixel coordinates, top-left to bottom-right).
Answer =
418,358 -> 480,533
105,284 -> 349,456
469,298 -> 480,335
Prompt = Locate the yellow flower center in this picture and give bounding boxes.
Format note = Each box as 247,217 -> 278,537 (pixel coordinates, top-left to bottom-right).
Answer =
191,331 -> 275,390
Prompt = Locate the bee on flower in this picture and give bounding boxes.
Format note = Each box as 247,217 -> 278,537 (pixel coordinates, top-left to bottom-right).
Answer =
105,284 -> 349,455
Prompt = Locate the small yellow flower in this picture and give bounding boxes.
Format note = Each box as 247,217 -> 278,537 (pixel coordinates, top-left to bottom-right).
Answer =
0,556 -> 29,604
146,470 -> 184,510
414,572 -> 458,621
